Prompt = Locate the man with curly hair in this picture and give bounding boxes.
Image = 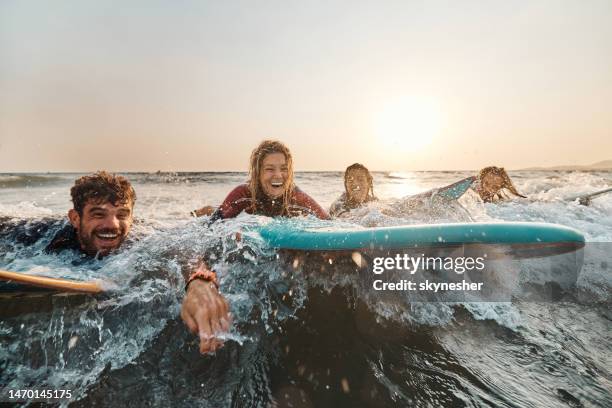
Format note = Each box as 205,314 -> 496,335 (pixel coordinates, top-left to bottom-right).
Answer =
45,171 -> 136,257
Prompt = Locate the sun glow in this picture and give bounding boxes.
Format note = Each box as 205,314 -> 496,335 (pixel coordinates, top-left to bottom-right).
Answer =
373,96 -> 442,151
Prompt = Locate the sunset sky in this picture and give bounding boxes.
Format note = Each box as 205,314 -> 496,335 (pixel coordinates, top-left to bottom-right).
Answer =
1,0 -> 611,172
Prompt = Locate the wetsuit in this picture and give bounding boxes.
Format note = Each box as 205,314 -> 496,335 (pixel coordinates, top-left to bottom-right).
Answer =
210,184 -> 329,221
45,224 -> 81,254
0,217 -> 79,254
328,193 -> 378,218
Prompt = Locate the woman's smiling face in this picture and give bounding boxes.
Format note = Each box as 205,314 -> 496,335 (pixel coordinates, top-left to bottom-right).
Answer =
345,168 -> 370,204
259,152 -> 289,198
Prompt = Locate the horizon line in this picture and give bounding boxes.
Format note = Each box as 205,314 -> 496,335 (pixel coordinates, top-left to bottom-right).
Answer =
2,168 -> 611,174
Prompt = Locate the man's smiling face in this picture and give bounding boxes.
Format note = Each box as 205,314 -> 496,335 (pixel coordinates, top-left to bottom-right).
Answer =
68,199 -> 133,256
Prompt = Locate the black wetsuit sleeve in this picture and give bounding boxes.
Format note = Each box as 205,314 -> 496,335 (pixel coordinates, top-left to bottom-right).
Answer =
329,194 -> 347,218
292,188 -> 330,219
45,224 -> 81,254
0,217 -> 76,254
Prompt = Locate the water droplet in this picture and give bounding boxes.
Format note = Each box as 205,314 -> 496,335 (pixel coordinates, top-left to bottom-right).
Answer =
68,336 -> 78,349
341,378 -> 350,393
351,252 -> 363,267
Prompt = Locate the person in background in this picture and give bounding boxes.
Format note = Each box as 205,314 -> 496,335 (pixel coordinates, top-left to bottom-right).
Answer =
469,166 -> 526,203
329,163 -> 377,217
330,164 -> 527,218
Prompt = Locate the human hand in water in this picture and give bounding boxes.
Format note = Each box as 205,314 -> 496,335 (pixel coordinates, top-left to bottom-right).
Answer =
181,278 -> 231,354
190,205 -> 216,217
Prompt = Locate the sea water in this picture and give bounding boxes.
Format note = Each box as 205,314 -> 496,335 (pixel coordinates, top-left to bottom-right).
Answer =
0,171 -> 610,407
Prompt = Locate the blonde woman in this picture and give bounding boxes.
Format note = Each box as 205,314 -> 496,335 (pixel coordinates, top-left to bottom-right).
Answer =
209,140 -> 329,220
181,140 -> 328,354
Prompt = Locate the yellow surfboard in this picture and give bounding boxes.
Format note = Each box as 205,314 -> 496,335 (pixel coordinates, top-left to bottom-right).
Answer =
0,269 -> 104,294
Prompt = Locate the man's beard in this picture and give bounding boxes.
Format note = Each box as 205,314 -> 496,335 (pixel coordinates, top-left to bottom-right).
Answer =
77,225 -> 126,257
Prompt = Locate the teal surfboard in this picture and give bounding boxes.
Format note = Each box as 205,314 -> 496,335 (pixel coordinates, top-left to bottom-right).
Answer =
396,177 -> 475,204
257,220 -> 585,252
425,177 -> 475,201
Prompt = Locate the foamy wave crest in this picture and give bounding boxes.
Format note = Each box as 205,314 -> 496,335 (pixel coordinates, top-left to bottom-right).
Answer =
0,202 -> 54,218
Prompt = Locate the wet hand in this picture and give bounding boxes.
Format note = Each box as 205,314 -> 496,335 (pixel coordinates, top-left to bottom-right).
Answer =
181,279 -> 231,354
191,205 -> 215,217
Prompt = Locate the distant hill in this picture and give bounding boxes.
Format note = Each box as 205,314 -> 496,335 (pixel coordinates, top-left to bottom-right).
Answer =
520,160 -> 612,171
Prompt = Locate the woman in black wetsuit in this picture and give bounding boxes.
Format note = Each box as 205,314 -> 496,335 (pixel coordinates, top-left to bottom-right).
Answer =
329,163 -> 377,217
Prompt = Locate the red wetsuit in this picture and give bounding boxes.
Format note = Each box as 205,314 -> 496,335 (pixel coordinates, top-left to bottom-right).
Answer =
212,184 -> 330,220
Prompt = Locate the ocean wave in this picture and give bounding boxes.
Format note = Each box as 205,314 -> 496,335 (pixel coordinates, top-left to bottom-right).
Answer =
0,202 -> 55,218
1,183 -> 610,406
0,216 -> 303,404
130,172 -> 248,185
0,174 -> 69,189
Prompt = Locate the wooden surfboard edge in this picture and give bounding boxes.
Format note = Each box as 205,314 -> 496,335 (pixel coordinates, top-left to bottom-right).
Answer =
0,270 -> 104,294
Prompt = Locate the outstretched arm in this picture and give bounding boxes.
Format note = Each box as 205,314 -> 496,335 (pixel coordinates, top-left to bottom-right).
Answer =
294,189 -> 331,219
180,260 -> 231,354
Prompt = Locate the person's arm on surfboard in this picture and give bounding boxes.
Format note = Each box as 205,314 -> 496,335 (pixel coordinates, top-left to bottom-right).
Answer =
181,258 -> 231,354
293,189 -> 330,219
208,184 -> 252,222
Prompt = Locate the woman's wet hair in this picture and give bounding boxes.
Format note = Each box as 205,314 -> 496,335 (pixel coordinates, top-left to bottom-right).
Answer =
248,140 -> 295,214
71,171 -> 136,215
478,166 -> 526,202
344,163 -> 375,205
